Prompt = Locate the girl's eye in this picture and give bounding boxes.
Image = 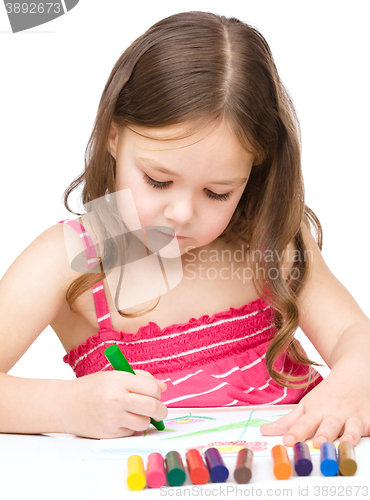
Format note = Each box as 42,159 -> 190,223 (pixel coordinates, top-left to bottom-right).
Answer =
142,173 -> 231,202
206,190 -> 231,201
143,173 -> 170,190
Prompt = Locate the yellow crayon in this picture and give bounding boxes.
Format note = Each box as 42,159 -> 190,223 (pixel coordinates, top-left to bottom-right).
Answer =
127,455 -> 146,491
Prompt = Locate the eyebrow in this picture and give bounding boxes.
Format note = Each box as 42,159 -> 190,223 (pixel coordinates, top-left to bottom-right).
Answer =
136,157 -> 248,186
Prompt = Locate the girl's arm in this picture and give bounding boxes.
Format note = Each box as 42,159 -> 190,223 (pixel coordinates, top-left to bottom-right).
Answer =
260,222 -> 370,447
0,224 -> 167,437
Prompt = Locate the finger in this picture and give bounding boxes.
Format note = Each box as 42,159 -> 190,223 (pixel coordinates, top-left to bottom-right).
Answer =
157,379 -> 167,392
312,416 -> 345,448
281,412 -> 322,447
260,404 -> 305,437
118,372 -> 163,400
134,370 -> 167,392
338,417 -> 363,447
124,392 -> 168,423
101,427 -> 136,439
134,369 -> 153,376
122,411 -> 151,432
117,428 -> 136,438
98,413 -> 149,438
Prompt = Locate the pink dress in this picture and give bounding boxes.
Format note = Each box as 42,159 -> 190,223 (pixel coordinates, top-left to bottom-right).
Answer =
59,219 -> 323,407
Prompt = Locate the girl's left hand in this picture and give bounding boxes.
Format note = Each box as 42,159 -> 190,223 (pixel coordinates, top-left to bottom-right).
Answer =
260,360 -> 370,448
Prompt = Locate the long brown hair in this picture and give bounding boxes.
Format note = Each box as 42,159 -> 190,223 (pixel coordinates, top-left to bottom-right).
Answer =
63,11 -> 323,387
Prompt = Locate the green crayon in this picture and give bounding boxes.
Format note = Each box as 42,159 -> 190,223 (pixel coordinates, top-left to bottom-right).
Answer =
104,344 -> 165,431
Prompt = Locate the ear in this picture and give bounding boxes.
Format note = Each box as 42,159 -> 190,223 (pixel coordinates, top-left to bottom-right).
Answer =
107,122 -> 119,159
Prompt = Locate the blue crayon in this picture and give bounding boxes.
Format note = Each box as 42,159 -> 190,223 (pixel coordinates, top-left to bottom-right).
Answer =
320,442 -> 339,476
204,448 -> 229,483
293,442 -> 313,476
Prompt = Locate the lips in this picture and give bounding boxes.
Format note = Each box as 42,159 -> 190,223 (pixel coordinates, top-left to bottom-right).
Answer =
158,230 -> 188,239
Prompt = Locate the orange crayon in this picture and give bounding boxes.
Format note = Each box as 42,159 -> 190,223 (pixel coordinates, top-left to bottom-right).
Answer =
271,445 -> 292,480
186,449 -> 209,485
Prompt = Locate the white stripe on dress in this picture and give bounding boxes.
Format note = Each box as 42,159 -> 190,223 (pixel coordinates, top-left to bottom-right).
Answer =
224,400 -> 240,406
161,382 -> 229,405
172,370 -> 203,386
211,354 -> 266,379
241,354 -> 265,371
265,387 -> 288,405
257,378 -> 273,391
211,366 -> 240,379
97,313 -> 111,322
87,258 -> 99,265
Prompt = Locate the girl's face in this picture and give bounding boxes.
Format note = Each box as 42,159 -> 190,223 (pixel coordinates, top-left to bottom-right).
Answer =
107,120 -> 254,256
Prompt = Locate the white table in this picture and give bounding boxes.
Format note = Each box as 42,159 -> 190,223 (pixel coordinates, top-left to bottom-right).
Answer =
1,407 -> 369,500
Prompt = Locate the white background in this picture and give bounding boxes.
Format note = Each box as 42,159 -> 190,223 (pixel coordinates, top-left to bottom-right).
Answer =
0,1 -> 369,381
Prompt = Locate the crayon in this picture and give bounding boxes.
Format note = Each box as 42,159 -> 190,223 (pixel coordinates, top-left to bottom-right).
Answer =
320,442 -> 339,476
127,455 -> 146,491
204,447 -> 229,483
165,451 -> 186,486
271,445 -> 292,480
104,344 -> 165,431
293,442 -> 313,476
146,452 -> 167,488
234,447 -> 253,484
186,449 -> 210,485
338,441 -> 357,476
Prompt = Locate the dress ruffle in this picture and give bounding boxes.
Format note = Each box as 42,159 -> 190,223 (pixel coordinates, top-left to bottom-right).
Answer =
64,297 -> 271,369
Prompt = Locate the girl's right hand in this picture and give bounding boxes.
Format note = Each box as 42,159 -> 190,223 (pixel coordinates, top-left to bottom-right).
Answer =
60,370 -> 168,439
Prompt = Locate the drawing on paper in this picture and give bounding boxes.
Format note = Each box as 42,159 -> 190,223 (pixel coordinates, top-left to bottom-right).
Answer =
164,414 -> 217,426
187,441 -> 268,454
85,406 -> 310,460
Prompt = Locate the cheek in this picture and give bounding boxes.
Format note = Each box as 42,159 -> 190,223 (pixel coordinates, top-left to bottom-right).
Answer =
136,202 -> 154,228
129,187 -> 162,229
200,206 -> 235,239
116,169 -> 150,221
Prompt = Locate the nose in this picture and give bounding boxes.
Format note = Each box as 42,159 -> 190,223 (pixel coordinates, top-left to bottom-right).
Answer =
163,195 -> 195,225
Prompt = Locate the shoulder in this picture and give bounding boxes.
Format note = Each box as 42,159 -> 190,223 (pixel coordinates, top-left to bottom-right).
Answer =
1,222 -> 82,301
0,222 -> 82,372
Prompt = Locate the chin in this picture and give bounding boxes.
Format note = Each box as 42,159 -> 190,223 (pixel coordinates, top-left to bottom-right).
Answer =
158,243 -> 188,259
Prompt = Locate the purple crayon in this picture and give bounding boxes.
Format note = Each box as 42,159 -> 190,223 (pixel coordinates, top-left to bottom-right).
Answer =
204,448 -> 229,483
293,442 -> 313,476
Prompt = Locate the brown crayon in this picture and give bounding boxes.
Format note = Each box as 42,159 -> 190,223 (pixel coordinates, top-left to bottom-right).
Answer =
234,447 -> 253,484
338,441 -> 357,476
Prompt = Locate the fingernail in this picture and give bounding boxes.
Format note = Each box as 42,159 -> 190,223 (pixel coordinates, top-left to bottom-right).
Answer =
284,435 -> 295,445
315,436 -> 327,446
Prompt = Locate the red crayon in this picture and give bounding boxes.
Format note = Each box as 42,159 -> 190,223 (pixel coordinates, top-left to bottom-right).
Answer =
186,449 -> 210,485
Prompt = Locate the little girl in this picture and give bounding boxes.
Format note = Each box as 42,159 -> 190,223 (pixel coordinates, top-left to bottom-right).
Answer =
1,11 -> 369,447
